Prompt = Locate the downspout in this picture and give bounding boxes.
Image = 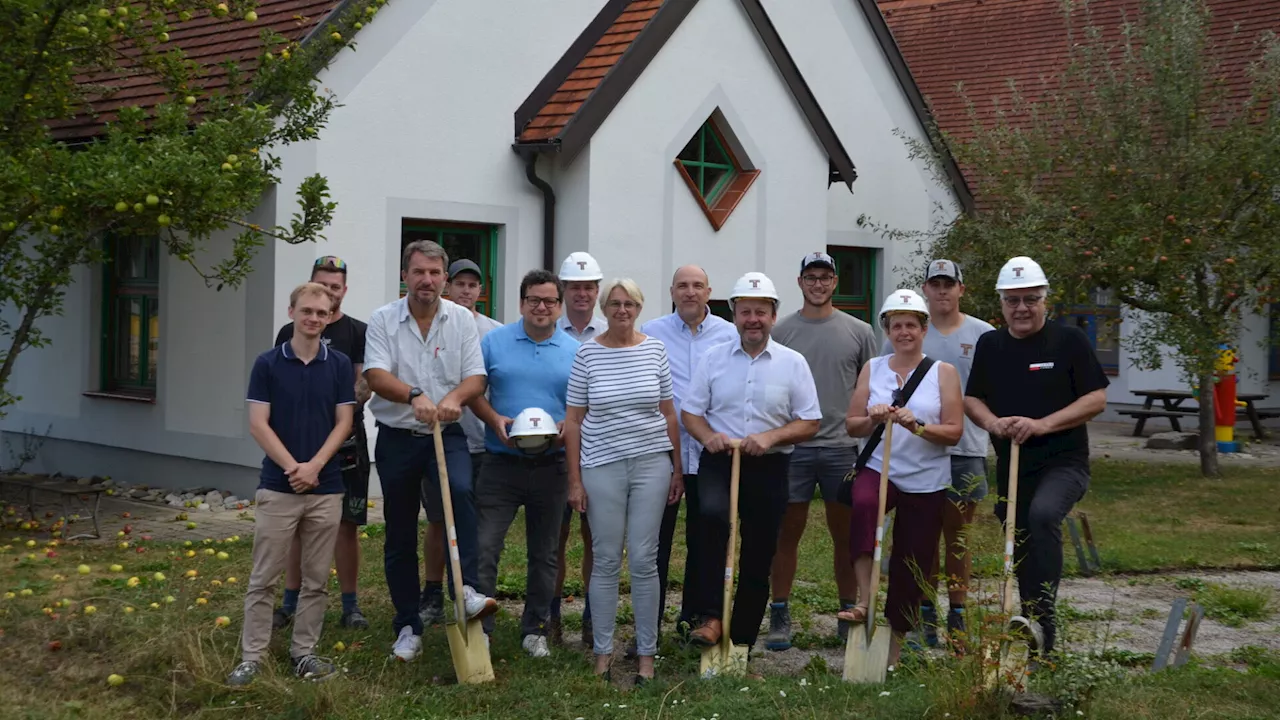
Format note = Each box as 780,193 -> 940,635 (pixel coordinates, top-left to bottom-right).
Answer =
520,150 -> 556,272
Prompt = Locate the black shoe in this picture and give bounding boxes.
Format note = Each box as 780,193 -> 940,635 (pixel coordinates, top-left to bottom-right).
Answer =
946,607 -> 965,638
765,602 -> 791,651
292,654 -> 338,682
272,607 -> 294,630
920,603 -> 939,648
340,609 -> 369,629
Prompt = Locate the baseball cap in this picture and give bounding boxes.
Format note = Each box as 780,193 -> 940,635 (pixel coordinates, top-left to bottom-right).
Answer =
925,259 -> 963,283
800,252 -> 836,274
448,259 -> 483,280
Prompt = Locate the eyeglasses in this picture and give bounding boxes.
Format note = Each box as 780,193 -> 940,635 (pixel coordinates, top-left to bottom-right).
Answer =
314,256 -> 347,272
523,296 -> 561,308
1002,294 -> 1044,308
605,300 -> 641,311
801,275 -> 836,286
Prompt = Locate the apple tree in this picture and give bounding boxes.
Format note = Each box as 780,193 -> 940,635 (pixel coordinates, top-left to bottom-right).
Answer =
0,0 -> 389,412
878,0 -> 1280,476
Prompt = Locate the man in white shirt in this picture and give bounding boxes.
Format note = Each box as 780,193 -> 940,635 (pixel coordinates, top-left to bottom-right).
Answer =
418,259 -> 505,627
363,240 -> 498,662
681,272 -> 821,654
640,265 -> 737,643
549,251 -> 608,644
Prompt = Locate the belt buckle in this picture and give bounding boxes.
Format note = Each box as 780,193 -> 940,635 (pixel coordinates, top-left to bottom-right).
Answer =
411,428 -> 430,438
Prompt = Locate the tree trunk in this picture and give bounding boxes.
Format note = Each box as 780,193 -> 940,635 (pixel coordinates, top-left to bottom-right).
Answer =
1197,371 -> 1220,477
0,292 -> 50,406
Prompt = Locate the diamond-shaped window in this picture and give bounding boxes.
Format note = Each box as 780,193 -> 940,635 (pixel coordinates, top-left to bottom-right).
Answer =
674,113 -> 760,231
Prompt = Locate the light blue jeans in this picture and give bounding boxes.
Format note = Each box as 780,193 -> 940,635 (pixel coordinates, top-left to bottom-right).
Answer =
582,451 -> 673,656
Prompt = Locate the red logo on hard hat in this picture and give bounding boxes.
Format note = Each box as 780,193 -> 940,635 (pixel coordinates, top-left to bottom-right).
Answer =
530,417 -> 541,427
750,279 -> 760,288
1013,267 -> 1024,278
900,294 -> 912,303
576,261 -> 587,270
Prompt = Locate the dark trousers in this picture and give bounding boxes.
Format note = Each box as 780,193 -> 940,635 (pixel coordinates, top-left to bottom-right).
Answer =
656,473 -> 700,628
475,453 -> 568,637
689,451 -> 789,648
995,462 -> 1090,653
848,467 -> 946,633
374,423 -> 477,637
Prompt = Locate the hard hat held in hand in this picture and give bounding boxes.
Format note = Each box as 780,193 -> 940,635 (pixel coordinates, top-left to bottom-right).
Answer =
729,272 -> 779,306
879,288 -> 930,322
559,252 -> 603,282
996,256 -> 1049,290
510,407 -> 558,453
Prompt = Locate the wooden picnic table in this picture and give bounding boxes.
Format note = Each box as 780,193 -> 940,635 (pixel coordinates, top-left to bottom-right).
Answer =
1120,389 -> 1279,439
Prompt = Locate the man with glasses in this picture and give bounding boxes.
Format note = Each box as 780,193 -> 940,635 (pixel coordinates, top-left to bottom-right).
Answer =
271,256 -> 373,631
419,259 -> 504,627
766,252 -> 878,650
965,255 -> 1109,657
469,269 -> 579,658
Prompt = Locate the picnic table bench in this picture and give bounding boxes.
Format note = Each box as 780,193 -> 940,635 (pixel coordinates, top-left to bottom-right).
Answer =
0,474 -> 104,540
1119,389 -> 1280,439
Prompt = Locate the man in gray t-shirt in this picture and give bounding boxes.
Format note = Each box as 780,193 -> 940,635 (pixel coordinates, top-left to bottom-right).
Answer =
765,252 -> 879,651
880,259 -> 995,649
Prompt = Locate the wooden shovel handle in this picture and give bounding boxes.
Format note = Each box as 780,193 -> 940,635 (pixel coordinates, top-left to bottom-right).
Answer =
434,421 -> 469,632
721,440 -> 742,648
1001,442 -> 1021,614
862,422 -> 892,640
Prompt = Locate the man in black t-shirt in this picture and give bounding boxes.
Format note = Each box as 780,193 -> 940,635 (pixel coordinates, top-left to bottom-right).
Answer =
271,256 -> 373,631
964,255 -> 1108,655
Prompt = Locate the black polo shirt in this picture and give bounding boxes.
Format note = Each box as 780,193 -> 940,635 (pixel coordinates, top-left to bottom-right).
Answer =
966,322 -> 1109,479
246,341 -> 356,494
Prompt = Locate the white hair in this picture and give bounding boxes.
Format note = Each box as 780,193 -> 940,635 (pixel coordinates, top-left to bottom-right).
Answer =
599,278 -> 644,311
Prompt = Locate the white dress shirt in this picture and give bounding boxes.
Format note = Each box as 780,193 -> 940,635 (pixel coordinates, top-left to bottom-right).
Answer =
557,313 -> 607,343
683,338 -> 822,454
364,297 -> 486,430
641,308 -> 738,473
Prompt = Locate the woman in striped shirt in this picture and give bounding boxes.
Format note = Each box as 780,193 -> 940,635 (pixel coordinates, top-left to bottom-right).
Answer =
565,278 -> 683,685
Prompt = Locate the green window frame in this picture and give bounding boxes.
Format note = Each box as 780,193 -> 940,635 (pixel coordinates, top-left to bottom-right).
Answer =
676,120 -> 739,205
400,220 -> 499,317
101,234 -> 160,396
827,246 -> 877,323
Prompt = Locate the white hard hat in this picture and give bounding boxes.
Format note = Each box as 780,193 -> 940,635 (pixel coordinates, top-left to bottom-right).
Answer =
995,256 -> 1049,291
728,272 -> 779,307
509,407 -> 558,453
559,252 -> 603,282
879,288 -> 930,323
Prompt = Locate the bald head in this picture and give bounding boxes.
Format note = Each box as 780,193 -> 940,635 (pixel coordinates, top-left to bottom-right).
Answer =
671,265 -> 712,324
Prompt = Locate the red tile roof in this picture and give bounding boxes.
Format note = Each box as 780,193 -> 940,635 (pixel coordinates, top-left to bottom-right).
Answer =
55,0 -> 344,141
877,0 -> 1280,191
518,0 -> 663,142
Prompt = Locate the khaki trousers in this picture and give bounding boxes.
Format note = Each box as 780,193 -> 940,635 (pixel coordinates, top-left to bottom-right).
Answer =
240,489 -> 342,662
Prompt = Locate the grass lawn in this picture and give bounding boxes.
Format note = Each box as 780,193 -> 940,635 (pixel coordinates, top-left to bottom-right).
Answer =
1,460 -> 1277,719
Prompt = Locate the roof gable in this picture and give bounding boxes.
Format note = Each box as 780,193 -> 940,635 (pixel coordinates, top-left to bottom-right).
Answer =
56,0 -> 346,141
514,0 -> 858,188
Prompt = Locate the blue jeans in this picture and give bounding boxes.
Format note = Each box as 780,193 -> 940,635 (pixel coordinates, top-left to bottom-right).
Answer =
374,423 -> 477,637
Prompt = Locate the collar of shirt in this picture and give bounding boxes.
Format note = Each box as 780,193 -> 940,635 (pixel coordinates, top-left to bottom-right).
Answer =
516,322 -> 565,346
557,313 -> 604,336
396,296 -> 452,333
279,340 -> 330,363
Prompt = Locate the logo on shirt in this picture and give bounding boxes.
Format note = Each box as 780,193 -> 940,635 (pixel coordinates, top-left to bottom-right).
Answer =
960,343 -> 973,357
1028,362 -> 1055,371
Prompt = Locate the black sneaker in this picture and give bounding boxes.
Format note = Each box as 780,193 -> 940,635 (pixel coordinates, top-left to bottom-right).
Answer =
418,592 -> 444,627
272,607 -> 294,630
292,654 -> 338,682
920,603 -> 939,648
226,660 -> 261,687
340,609 -> 369,629
764,602 -> 791,651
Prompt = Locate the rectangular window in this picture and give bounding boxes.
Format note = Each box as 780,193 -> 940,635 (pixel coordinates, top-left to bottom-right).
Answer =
400,220 -> 499,317
101,234 -> 160,396
1060,288 -> 1120,375
827,246 -> 877,323
1270,304 -> 1280,380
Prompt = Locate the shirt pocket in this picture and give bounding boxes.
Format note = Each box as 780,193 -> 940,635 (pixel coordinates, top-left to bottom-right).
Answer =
435,340 -> 461,386
765,383 -> 791,413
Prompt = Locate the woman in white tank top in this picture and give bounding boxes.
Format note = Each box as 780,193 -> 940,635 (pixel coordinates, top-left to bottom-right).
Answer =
839,289 -> 965,670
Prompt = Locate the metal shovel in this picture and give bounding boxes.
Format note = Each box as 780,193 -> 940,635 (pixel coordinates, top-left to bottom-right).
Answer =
843,422 -> 893,683
433,421 -> 495,685
984,441 -> 1040,691
700,440 -> 750,678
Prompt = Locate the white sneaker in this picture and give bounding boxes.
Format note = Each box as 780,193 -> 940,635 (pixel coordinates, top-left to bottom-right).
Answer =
462,585 -> 498,621
392,625 -> 422,662
522,634 -> 551,658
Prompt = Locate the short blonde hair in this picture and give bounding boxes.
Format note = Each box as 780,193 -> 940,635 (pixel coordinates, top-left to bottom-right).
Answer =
599,278 -> 644,311
880,310 -> 928,332
290,282 -> 335,310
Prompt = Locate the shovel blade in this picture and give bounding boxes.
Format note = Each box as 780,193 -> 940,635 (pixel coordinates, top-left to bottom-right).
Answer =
842,625 -> 891,684
445,620 -> 495,685
983,639 -> 1029,692
699,643 -> 750,679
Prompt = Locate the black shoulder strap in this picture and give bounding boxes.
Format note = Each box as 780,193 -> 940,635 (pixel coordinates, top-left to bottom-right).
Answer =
853,357 -> 937,472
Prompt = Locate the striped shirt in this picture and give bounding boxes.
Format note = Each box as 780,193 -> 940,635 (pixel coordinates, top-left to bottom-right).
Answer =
566,336 -> 675,468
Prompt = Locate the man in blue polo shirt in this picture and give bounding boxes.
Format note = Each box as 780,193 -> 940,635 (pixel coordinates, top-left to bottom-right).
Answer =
470,269 -> 580,658
228,282 -> 355,687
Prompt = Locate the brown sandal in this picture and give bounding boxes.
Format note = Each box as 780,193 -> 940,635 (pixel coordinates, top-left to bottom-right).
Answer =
836,605 -> 868,624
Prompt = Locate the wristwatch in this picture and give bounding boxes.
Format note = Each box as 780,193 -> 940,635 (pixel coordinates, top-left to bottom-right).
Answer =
914,422 -> 927,437
407,387 -> 423,403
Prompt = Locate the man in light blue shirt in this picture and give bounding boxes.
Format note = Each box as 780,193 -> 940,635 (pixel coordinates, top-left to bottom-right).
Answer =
470,269 -> 580,657
640,265 -> 737,640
